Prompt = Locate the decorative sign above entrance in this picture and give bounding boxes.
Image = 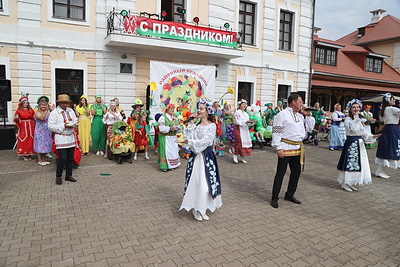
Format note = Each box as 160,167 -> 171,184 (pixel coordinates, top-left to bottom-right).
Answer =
123,16 -> 238,48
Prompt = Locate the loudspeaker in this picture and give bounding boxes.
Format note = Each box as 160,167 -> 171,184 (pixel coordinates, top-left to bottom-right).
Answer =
0,127 -> 16,150
0,80 -> 11,101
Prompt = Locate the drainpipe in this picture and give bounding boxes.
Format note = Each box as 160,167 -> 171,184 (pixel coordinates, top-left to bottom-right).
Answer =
308,0 -> 316,106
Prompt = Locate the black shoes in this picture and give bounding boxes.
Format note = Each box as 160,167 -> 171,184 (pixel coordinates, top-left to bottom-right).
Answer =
56,177 -> 62,185
271,199 -> 279,208
284,195 -> 302,204
65,176 -> 77,182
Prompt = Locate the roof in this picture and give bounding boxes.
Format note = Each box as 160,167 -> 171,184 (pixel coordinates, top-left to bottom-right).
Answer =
314,36 -> 344,47
337,15 -> 400,45
313,36 -> 400,83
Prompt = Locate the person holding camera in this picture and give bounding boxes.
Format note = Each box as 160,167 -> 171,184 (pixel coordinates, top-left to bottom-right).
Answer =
48,94 -> 78,185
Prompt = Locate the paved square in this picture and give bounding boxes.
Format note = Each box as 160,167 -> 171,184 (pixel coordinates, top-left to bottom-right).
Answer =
0,143 -> 399,266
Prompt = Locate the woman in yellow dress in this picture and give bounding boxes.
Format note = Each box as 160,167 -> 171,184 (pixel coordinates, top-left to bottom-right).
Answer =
74,95 -> 91,155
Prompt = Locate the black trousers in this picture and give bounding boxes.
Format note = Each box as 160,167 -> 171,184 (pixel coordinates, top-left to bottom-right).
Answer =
56,147 -> 74,178
272,155 -> 301,200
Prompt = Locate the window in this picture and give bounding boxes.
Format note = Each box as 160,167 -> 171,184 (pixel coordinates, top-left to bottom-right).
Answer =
278,84 -> 290,107
0,1 -> 3,10
279,10 -> 293,51
366,57 -> 382,73
315,47 -> 337,66
317,93 -> 330,110
238,82 -> 253,104
0,65 -> 7,121
0,65 -> 5,79
55,69 -> 83,105
161,0 -> 186,23
239,1 -> 256,45
53,0 -> 85,20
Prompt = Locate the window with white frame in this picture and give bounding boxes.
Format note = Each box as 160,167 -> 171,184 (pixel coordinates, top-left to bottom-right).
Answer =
279,10 -> 293,51
239,1 -> 256,45
366,57 -> 382,73
0,1 -> 3,10
53,0 -> 85,21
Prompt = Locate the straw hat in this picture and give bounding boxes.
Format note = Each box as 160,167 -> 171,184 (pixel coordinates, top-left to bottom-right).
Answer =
56,94 -> 71,103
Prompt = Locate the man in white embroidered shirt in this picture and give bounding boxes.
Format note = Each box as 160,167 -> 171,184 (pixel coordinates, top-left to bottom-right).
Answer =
270,94 -> 315,208
48,94 -> 78,185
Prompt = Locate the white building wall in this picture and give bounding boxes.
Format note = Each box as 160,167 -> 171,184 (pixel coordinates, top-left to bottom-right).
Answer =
393,42 -> 400,71
17,46 -> 43,102
1,0 -> 313,121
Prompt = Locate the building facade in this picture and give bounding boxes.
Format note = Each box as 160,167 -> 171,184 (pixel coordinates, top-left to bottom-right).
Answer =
0,0 -> 314,124
311,10 -> 400,112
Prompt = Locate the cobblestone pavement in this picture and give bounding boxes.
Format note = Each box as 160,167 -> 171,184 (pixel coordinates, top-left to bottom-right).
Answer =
0,142 -> 399,267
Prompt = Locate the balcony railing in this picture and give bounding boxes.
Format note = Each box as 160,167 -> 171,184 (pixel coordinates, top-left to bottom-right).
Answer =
106,9 -> 242,49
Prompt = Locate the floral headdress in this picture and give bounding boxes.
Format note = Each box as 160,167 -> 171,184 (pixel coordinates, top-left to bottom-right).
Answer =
364,105 -> 372,109
165,103 -> 175,110
346,99 -> 362,110
197,98 -> 214,114
384,92 -> 392,103
237,99 -> 247,106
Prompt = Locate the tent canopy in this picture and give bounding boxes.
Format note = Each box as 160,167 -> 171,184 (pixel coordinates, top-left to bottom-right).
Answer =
360,94 -> 400,103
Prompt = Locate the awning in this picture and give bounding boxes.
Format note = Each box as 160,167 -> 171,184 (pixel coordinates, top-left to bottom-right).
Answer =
312,79 -> 400,93
360,94 -> 400,103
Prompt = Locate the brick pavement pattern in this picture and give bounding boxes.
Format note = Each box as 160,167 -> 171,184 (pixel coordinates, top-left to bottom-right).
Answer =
0,144 -> 399,266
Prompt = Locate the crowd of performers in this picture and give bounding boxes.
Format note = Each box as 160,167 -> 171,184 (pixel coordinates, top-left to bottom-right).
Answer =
13,92 -> 400,219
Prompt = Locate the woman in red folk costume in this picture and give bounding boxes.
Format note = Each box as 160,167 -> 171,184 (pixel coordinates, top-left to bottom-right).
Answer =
14,96 -> 35,160
134,111 -> 150,160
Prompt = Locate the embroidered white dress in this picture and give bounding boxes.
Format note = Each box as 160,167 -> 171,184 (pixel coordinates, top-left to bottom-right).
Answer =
180,123 -> 222,215
48,106 -> 78,149
337,116 -> 374,186
158,114 -> 181,169
234,110 -> 252,148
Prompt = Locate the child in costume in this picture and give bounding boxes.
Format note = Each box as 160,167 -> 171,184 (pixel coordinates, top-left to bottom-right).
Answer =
215,139 -> 225,156
134,111 -> 150,160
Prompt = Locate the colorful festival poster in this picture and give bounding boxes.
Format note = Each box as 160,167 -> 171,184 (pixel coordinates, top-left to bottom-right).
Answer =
149,61 -> 216,119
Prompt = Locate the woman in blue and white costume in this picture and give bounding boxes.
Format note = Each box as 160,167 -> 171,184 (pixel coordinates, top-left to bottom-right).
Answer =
179,99 -> 222,221
337,99 -> 380,192
329,103 -> 346,151
375,93 -> 400,179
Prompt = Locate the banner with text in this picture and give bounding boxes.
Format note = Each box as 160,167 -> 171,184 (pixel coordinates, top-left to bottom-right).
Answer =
123,16 -> 238,48
149,61 -> 216,118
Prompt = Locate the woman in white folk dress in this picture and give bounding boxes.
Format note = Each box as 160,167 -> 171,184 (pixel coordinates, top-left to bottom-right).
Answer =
375,93 -> 400,178
337,99 -> 381,192
179,99 -> 222,221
